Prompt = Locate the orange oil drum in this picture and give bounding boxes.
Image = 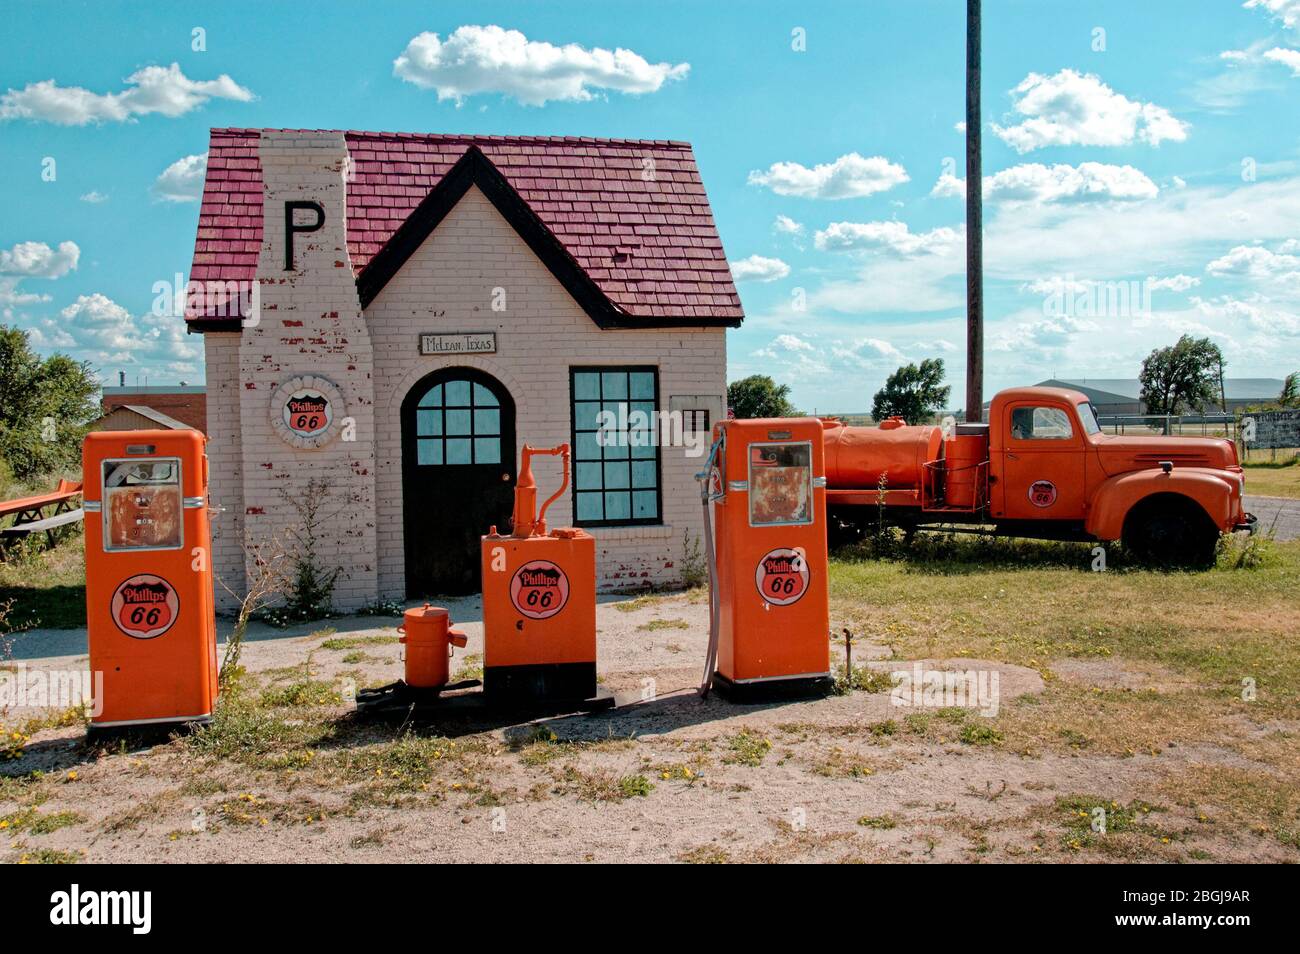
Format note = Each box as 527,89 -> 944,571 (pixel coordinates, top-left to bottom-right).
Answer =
943,424 -> 990,510
822,419 -> 943,490
397,604 -> 467,689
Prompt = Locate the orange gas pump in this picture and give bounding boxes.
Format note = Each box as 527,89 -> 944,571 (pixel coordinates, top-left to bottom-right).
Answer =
481,444 -> 605,706
701,418 -> 833,700
82,430 -> 218,734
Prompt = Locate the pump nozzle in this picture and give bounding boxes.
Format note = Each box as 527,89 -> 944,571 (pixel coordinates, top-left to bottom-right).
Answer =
511,444 -> 570,537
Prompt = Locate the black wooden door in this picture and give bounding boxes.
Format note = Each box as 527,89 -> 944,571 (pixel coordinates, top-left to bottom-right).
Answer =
402,368 -> 516,596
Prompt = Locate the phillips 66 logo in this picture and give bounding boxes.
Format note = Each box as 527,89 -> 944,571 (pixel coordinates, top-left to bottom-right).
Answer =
1028,479 -> 1058,508
510,560 -> 571,620
111,574 -> 180,639
283,390 -> 331,437
755,547 -> 810,606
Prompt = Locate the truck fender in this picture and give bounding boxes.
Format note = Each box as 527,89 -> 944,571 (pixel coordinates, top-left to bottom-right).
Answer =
1085,469 -> 1235,541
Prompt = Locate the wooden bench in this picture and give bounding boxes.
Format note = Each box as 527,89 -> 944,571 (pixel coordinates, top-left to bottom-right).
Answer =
0,478 -> 84,552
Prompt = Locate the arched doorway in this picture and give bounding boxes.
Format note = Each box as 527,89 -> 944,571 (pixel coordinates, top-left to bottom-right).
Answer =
401,367 -> 516,596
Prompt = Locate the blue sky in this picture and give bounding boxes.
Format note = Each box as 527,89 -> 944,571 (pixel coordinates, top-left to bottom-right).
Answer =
1,0 -> 1298,412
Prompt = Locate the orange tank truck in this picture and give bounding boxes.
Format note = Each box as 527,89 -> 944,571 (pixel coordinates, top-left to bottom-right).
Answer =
82,429 -> 218,734
708,417 -> 833,700
822,386 -> 1255,565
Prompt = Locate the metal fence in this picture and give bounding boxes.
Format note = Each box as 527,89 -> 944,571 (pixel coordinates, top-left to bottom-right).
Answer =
1096,413 -> 1238,439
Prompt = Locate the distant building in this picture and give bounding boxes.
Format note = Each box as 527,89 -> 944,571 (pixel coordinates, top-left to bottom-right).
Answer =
101,385 -> 207,432
1038,378 -> 1285,415
89,404 -> 196,432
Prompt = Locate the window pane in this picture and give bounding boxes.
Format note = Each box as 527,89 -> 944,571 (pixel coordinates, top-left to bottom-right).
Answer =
418,384 -> 443,408
445,380 -> 470,406
633,491 -> 658,519
631,442 -> 656,460
472,383 -> 498,407
601,372 -> 628,399
445,409 -> 471,436
474,408 -> 500,434
445,439 -> 471,465
603,440 -> 630,460
417,439 -> 443,465
575,432 -> 602,461
573,372 -> 601,401
576,461 -> 602,489
574,401 -> 602,431
416,409 -> 442,436
629,371 -> 655,400
604,461 -> 630,489
604,491 -> 631,521
631,460 -> 657,488
474,438 -> 500,464
576,492 -> 603,521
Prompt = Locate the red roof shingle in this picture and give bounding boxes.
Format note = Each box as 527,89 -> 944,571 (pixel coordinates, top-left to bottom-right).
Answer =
185,128 -> 743,328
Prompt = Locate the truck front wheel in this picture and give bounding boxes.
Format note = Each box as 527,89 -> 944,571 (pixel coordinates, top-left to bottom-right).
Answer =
1122,499 -> 1219,568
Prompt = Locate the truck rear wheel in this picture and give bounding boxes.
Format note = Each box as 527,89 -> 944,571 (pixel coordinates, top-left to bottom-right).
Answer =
1122,498 -> 1219,568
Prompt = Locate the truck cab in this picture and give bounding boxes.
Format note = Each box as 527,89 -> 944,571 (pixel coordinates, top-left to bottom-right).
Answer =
986,386 -> 1253,562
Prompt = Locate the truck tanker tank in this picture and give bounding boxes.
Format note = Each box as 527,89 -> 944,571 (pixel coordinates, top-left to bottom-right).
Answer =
821,418 -> 944,490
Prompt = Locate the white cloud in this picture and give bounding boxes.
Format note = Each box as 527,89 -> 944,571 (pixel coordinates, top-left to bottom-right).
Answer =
0,63 -> 253,125
1263,47 -> 1300,75
814,220 -> 961,256
0,278 -> 51,319
55,293 -> 200,366
1147,274 -> 1201,292
991,69 -> 1188,153
153,153 -> 207,203
729,254 -> 790,283
0,240 -> 80,278
748,153 -> 909,199
954,121 -> 967,133
753,333 -> 817,361
1205,243 -> 1300,277
393,25 -> 688,106
79,190 -> 108,203
1245,0 -> 1300,31
933,162 -> 1158,203
831,338 -> 906,368
773,214 -> 804,236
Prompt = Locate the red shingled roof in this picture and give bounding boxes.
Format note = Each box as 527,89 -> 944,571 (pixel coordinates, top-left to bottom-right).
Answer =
186,128 -> 743,328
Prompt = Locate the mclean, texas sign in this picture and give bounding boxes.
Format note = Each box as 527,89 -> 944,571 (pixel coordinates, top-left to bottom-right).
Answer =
419,332 -> 497,356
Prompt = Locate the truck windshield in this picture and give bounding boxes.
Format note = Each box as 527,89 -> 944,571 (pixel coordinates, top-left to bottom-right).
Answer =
1076,402 -> 1102,435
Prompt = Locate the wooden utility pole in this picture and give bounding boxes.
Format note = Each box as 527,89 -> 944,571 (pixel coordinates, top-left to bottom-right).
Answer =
965,0 -> 984,422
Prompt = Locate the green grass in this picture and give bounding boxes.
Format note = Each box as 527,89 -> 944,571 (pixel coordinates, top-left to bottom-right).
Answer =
831,536 -> 1300,718
723,728 -> 773,767
0,533 -> 86,630
1244,457 -> 1300,499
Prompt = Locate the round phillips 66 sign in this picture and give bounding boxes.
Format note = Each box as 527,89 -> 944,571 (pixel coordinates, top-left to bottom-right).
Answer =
1028,479 -> 1058,508
283,390 -> 332,437
111,574 -> 180,639
755,547 -> 810,606
510,560 -> 571,620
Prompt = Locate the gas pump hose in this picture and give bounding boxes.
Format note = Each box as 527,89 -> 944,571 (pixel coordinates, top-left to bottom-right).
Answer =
696,437 -> 724,697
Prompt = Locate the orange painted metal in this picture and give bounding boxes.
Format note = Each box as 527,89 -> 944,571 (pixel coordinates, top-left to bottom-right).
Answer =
712,418 -> 830,685
822,418 -> 942,491
83,430 -> 217,730
397,604 -> 467,688
942,427 -> 990,509
481,444 -> 596,699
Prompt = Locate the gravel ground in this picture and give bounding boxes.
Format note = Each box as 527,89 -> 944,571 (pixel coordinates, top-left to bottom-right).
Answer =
1245,495 -> 1300,541
4,589 -> 1296,864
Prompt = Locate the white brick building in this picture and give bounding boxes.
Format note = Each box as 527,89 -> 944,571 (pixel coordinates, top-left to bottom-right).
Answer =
185,129 -> 743,612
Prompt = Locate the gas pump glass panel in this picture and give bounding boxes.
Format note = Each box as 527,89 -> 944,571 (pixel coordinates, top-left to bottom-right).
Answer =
748,441 -> 814,526
102,457 -> 184,551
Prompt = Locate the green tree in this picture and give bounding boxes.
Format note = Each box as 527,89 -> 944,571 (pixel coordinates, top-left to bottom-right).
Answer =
871,359 -> 950,424
1138,335 -> 1224,415
0,325 -> 99,482
1277,372 -> 1299,409
727,375 -> 798,419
